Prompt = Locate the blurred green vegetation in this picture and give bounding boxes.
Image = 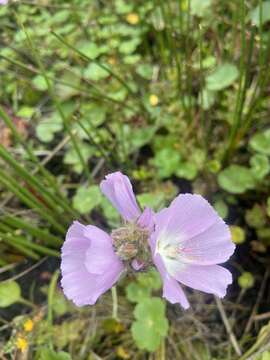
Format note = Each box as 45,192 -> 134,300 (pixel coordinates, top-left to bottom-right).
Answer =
0,0 -> 270,358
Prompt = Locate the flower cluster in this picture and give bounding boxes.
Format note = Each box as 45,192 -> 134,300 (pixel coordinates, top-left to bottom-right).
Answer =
61,172 -> 235,309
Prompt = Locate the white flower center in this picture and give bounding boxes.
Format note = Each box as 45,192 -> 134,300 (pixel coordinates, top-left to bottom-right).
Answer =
158,242 -> 179,259
156,233 -> 186,276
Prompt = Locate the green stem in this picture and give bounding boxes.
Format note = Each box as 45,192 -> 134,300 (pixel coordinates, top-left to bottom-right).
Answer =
0,170 -> 65,234
18,19 -> 90,180
47,270 -> 60,347
222,0 -> 246,163
51,31 -> 135,96
0,105 -> 79,219
111,286 -> 118,320
18,297 -> 37,309
0,234 -> 40,260
2,215 -> 62,246
0,144 -> 66,218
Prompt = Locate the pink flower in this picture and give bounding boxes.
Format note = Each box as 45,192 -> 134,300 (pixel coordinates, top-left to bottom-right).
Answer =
61,171 -> 235,309
61,172 -> 153,306
61,222 -> 124,306
0,0 -> 8,4
149,194 -> 235,309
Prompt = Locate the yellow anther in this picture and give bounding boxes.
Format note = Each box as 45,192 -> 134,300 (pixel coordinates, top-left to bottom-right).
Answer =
23,319 -> 34,332
16,337 -> 28,352
126,13 -> 139,25
149,94 -> 159,106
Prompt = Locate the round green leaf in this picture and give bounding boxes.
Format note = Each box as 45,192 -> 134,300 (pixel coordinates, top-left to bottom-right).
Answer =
151,148 -> 181,179
84,63 -> 109,81
132,298 -> 168,352
250,154 -> 270,180
136,64 -> 153,80
190,0 -> 212,17
230,226 -> 245,244
206,63 -> 239,91
32,74 -> 48,91
137,192 -> 165,211
36,117 -> 62,143
245,204 -> 266,229
64,144 -> 95,174
218,165 -> 256,194
214,199 -> 228,219
199,88 -> 216,110
249,2 -> 270,26
137,269 -> 162,291
79,42 -> 101,60
39,348 -> 72,360
176,162 -> 198,180
126,283 -> 151,303
0,281 -> 21,307
119,38 -> 141,54
72,185 -> 102,214
238,272 -> 254,289
249,129 -> 270,155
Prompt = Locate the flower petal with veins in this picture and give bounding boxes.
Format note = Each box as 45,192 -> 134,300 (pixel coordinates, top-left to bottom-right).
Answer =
100,171 -> 141,222
150,194 -> 235,308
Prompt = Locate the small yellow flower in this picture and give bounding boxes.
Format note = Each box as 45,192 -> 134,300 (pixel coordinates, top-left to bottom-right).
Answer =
116,346 -> 130,359
230,226 -> 245,244
149,94 -> 159,106
16,337 -> 28,352
23,319 -> 34,332
126,13 -> 139,25
108,57 -> 117,65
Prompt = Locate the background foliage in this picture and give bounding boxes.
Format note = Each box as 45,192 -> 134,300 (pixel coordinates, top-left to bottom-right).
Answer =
0,0 -> 270,359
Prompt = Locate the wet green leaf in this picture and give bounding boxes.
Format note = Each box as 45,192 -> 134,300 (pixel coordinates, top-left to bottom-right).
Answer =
79,42 -> 102,60
126,283 -> 151,303
115,0 -> 133,14
250,129 -> 270,155
190,0 -> 212,17
132,298 -> 168,352
230,226 -> 245,244
16,106 -> 35,119
80,103 -> 107,128
84,63 -> 109,81
136,64 -> 153,80
249,2 -> 270,26
250,154 -> 270,180
151,148 -> 181,179
176,162 -> 198,180
238,272 -> 254,289
119,38 -> 141,54
52,290 -> 70,316
100,197 -> 120,225
32,75 -> 48,91
137,192 -> 165,211
206,63 -> 239,91
36,116 -> 62,143
64,143 -> 95,174
218,165 -> 256,194
245,204 -> 266,229
214,200 -> 228,219
137,269 -> 162,290
72,185 -> 102,214
199,88 -> 215,110
38,347 -> 71,360
0,281 -> 21,307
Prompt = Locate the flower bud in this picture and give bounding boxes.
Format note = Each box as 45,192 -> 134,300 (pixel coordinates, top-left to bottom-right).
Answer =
111,224 -> 151,268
